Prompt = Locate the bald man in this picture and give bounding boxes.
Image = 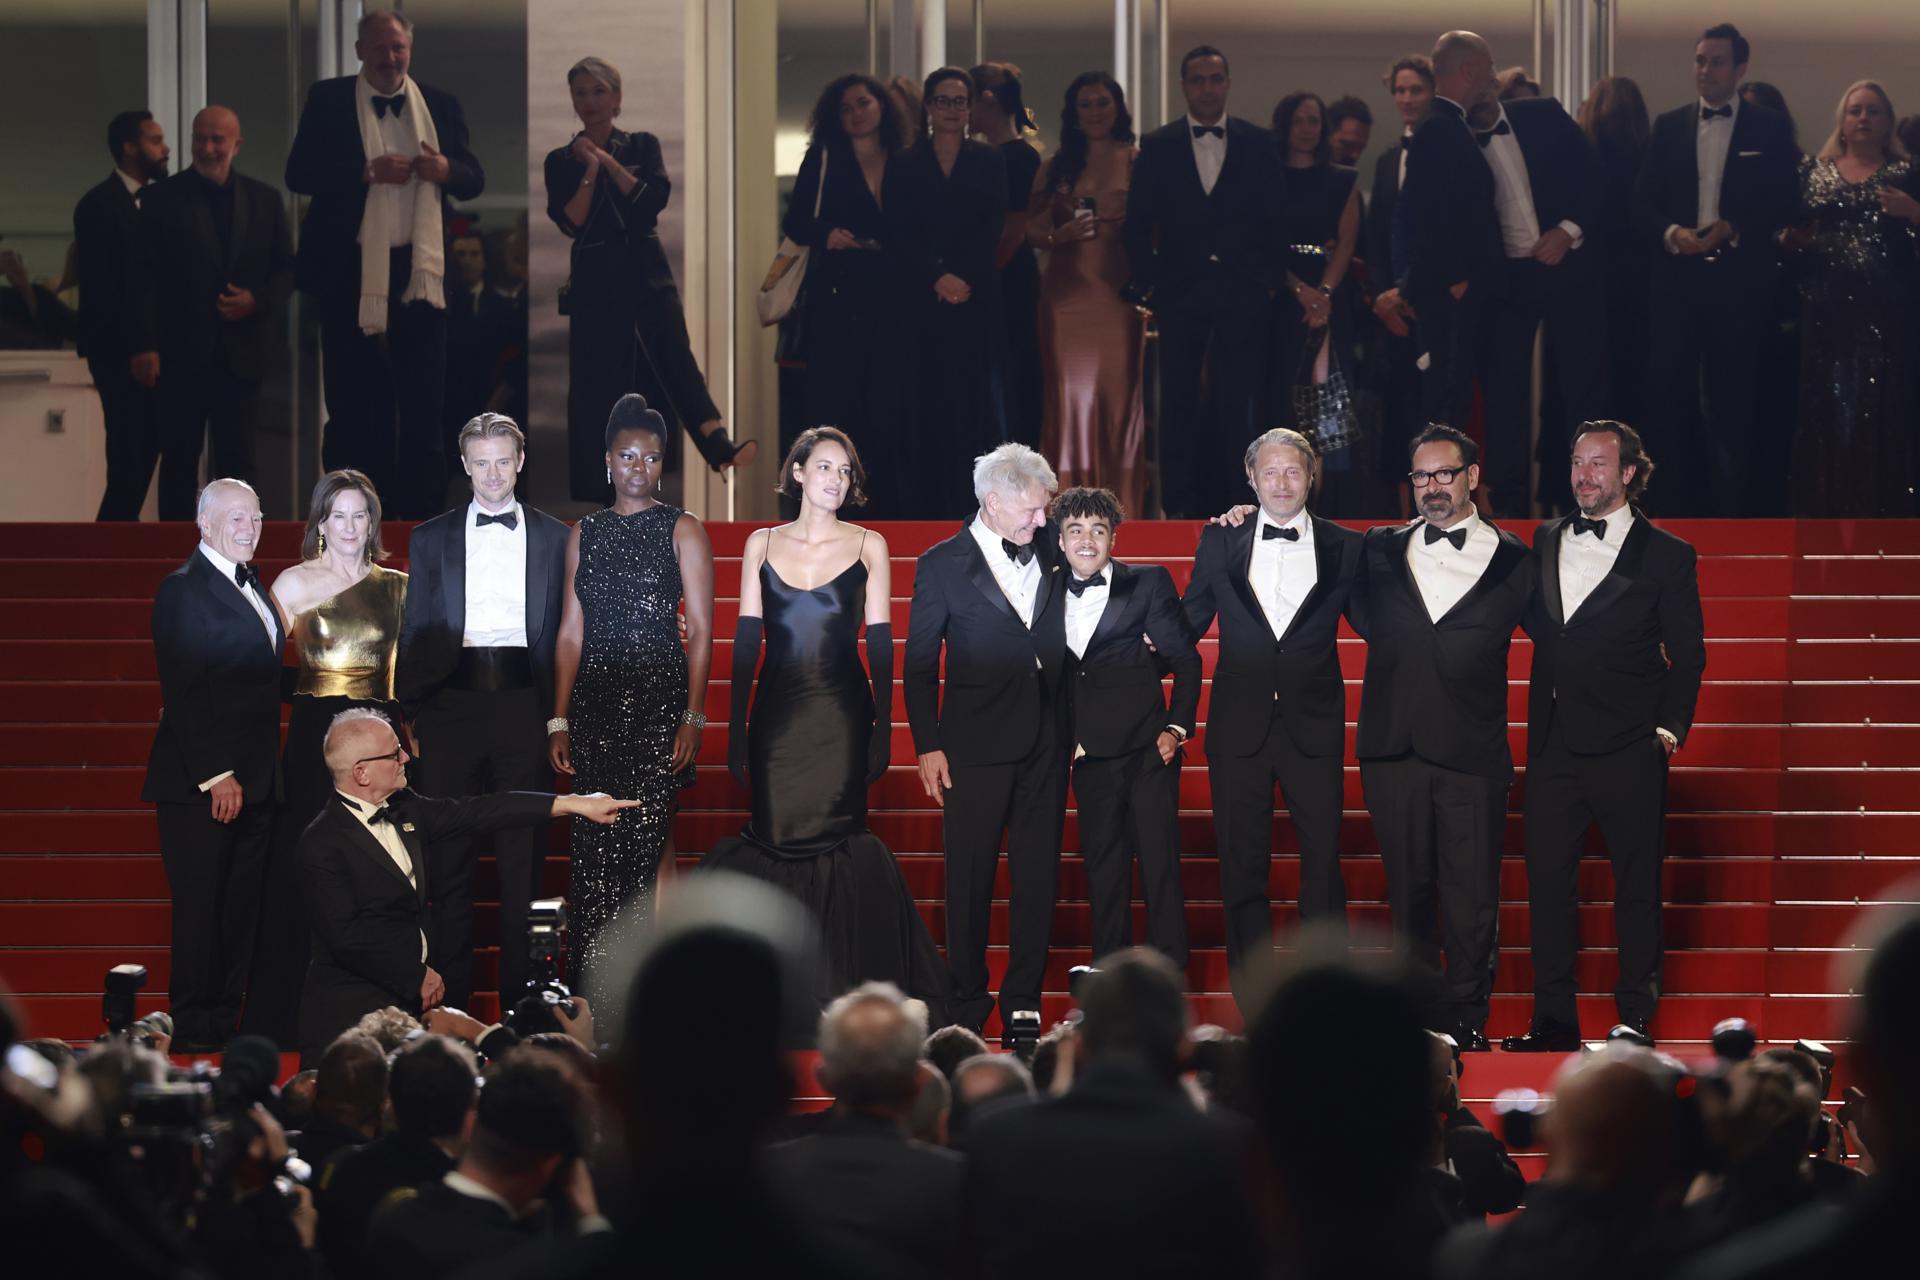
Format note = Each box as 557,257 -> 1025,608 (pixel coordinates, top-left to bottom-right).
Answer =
129,104 -> 293,519
296,708 -> 638,1065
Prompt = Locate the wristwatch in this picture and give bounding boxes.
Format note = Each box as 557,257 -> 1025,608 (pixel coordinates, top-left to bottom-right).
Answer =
1655,727 -> 1678,752
1163,724 -> 1189,743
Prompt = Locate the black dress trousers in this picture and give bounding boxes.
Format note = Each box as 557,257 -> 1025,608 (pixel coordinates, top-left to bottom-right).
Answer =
1072,740 -> 1189,969
156,800 -> 274,1045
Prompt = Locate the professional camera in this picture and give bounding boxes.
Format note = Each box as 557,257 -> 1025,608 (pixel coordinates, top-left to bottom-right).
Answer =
1003,1009 -> 1044,1064
502,897 -> 579,1038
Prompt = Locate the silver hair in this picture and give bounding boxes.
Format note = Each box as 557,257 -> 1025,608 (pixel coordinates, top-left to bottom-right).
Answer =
195,477 -> 258,519
568,56 -> 622,98
323,707 -> 396,776
817,981 -> 926,1105
1433,30 -> 1491,78
358,9 -> 413,40
1243,427 -> 1319,474
951,1051 -> 1036,1099
972,442 -> 1059,505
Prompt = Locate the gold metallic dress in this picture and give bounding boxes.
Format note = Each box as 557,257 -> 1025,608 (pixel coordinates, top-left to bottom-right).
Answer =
240,564 -> 408,1047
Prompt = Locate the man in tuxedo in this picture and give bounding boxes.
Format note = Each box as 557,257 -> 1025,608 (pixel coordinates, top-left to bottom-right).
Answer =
1366,55 -> 1434,488
905,443 -> 1068,1033
1352,426 -> 1534,1050
1123,45 -> 1286,517
74,110 -> 169,520
286,8 -> 485,519
142,479 -> 282,1052
398,413 -> 568,1013
1632,23 -> 1797,514
129,106 -> 294,521
1180,429 -> 1364,1002
1397,32 -> 1505,433
1504,421 -> 1705,1051
1055,487 -> 1201,969
443,228 -> 515,452
295,709 -> 636,1064
1474,85 -> 1608,516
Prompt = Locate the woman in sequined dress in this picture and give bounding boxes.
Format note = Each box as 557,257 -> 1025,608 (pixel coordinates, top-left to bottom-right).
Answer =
1781,80 -> 1920,516
549,394 -> 715,1010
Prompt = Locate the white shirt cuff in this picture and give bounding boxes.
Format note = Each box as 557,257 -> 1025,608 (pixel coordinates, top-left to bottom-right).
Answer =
1663,223 -> 1684,254
198,770 -> 235,792
1557,219 -> 1584,250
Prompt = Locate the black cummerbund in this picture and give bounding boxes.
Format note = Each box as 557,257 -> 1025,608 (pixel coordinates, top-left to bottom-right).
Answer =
452,646 -> 534,693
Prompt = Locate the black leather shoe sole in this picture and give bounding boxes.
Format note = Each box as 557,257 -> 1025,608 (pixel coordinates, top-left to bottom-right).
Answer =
1499,1028 -> 1580,1053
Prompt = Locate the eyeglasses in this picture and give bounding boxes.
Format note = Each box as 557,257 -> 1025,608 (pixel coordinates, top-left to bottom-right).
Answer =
355,746 -> 406,767
1408,466 -> 1468,487
930,95 -> 971,110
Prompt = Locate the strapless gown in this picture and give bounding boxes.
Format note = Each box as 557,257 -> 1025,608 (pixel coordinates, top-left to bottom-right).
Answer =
700,560 -> 949,1021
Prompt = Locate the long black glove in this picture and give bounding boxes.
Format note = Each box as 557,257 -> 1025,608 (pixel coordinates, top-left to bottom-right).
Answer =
728,616 -> 762,787
865,622 -> 894,785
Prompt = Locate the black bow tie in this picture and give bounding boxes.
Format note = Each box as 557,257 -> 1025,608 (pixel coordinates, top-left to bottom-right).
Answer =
1262,524 -> 1300,542
1066,572 -> 1106,597
368,805 -> 397,826
476,510 -> 518,531
1001,538 -> 1035,566
1424,524 -> 1468,550
373,92 -> 406,119
1571,514 -> 1609,539
1191,124 -> 1225,139
1475,118 -> 1512,147
233,562 -> 260,592
1701,104 -> 1732,120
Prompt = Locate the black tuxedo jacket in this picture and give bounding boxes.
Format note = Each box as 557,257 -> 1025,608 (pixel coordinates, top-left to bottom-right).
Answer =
298,789 -> 552,1042
129,169 -> 294,379
904,526 -> 1067,767
883,139 -> 1006,295
1523,511 -> 1707,756
1123,115 -> 1286,301
317,1130 -> 454,1277
368,1179 -> 549,1279
1399,98 -> 1504,294
72,174 -> 145,363
1632,100 -> 1798,268
1352,520 -> 1535,781
1066,560 -> 1201,758
285,76 -> 485,299
395,503 -> 569,717
142,551 -> 286,805
1365,139 -> 1407,286
1501,97 -> 1604,250
1180,515 -> 1364,759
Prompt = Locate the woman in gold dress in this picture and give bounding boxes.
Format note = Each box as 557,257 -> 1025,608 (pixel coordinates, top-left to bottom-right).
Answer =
240,470 -> 408,1046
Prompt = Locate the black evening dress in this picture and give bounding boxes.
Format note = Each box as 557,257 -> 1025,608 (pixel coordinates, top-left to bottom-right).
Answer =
700,558 -> 949,1020
1268,162 -> 1360,424
998,138 -> 1044,451
567,504 -> 693,1009
1790,157 -> 1920,516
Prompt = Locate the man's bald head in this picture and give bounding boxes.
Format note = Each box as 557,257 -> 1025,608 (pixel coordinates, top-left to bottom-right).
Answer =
190,104 -> 241,184
323,708 -> 406,800
1432,31 -> 1496,106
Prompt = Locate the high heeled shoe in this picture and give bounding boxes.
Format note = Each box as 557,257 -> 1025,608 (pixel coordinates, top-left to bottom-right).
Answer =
691,419 -> 758,476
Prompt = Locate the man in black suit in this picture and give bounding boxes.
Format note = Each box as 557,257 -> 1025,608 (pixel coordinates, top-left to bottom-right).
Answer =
1123,45 -> 1286,517
1181,429 -> 1363,1002
129,106 -> 294,521
142,479 -> 282,1053
1632,23 -> 1798,514
1054,487 -> 1201,969
397,413 -> 568,1013
1503,421 -> 1706,1051
1366,55 -> 1434,470
1474,89 -> 1608,516
295,709 -> 635,1065
1397,32 -> 1505,433
905,443 -> 1068,1033
964,951 -> 1264,1279
74,110 -> 169,520
286,8 -> 485,519
1354,426 -> 1534,1050
765,983 -> 964,1280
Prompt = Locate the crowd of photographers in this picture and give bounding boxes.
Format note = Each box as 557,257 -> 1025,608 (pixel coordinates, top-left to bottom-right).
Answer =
2,875 -> 1912,1279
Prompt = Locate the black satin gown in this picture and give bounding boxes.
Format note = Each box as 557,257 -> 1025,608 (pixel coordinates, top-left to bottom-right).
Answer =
700,561 -> 949,1019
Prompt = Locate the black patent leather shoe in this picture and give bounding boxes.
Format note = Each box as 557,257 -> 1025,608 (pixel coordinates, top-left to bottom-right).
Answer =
1454,1026 -> 1491,1052
1500,1024 -> 1581,1053
1609,1018 -> 1657,1048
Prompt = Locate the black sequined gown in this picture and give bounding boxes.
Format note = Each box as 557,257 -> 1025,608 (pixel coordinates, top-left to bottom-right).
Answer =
568,504 -> 693,1007
701,560 -> 949,1020
1791,157 -> 1920,516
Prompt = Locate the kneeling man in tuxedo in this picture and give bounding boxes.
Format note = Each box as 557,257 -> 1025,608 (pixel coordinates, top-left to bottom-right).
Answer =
1056,487 -> 1202,970
297,707 -> 636,1065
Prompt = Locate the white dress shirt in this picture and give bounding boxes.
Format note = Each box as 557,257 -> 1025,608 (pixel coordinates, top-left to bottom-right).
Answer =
462,501 -> 529,648
337,790 -> 427,962
1478,105 -> 1583,259
1249,508 -> 1317,640
116,168 -> 146,203
1558,506 -> 1634,619
969,515 -> 1042,629
365,74 -> 421,248
1063,571 -> 1111,659
1668,97 -> 1739,251
1398,127 -> 1412,188
1187,113 -> 1227,196
1408,508 -> 1499,622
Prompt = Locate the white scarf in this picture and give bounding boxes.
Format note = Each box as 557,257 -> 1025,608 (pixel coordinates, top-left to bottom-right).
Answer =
355,73 -> 446,333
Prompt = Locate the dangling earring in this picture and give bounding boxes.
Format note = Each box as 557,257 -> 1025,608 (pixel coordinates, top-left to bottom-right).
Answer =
317,530 -> 327,555
606,466 -> 612,484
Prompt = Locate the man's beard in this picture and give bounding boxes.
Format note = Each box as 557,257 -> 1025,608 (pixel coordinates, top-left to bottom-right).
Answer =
140,154 -> 169,182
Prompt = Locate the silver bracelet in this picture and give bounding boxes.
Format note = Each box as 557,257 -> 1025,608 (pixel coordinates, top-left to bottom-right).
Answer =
546,717 -> 569,735
681,709 -> 707,729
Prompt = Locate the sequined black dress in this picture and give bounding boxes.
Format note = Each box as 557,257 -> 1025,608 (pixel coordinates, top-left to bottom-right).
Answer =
1791,157 -> 1920,516
568,504 -> 693,1007
701,560 -> 949,1020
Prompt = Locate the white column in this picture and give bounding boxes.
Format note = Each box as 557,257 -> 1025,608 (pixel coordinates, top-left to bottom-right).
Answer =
889,0 -> 916,80
147,0 -> 181,168
922,0 -> 947,75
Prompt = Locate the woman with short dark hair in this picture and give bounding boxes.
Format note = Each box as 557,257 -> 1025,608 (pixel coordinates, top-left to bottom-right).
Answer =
972,61 -> 1045,451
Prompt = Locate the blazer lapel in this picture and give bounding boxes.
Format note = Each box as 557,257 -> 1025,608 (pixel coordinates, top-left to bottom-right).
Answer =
1169,123 -> 1206,199
225,180 -> 250,276
1277,517 -> 1340,643
443,514 -> 468,643
1388,523 -> 1429,629
1085,560 -> 1138,652
524,509 -> 550,649
191,551 -> 268,637
1677,109 -> 1702,225
1226,521 -> 1275,642
1568,512 -> 1650,626
958,528 -> 1019,625
332,800 -> 419,897
1540,517 -> 1568,626
1436,522 -> 1526,626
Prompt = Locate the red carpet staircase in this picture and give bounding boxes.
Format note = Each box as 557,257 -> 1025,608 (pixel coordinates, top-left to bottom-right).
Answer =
3,519 -> 1917,1137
